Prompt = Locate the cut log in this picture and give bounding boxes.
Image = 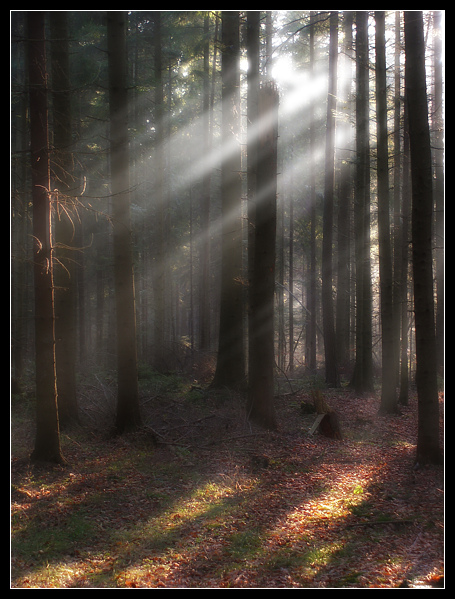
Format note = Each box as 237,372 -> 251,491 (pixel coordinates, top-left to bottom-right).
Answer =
309,389 -> 343,439
319,411 -> 342,439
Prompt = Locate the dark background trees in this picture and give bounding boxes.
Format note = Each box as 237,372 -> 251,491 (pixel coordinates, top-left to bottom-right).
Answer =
11,11 -> 443,465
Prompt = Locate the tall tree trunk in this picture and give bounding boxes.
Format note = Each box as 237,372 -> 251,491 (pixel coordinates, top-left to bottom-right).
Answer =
247,82 -> 279,430
432,10 -> 444,375
392,11 -> 403,391
198,13 -> 213,352
246,10 -> 260,379
151,11 -> 167,371
404,11 -> 442,465
321,11 -> 339,387
107,11 -> 141,433
307,11 -> 317,374
50,11 -> 78,426
351,11 -> 374,393
264,11 -> 273,79
336,11 -> 353,371
27,11 -> 64,464
288,189 -> 294,374
211,11 -> 245,389
375,11 -> 398,414
399,103 -> 410,405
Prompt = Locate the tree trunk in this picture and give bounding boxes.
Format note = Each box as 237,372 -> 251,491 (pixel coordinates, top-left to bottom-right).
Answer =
398,104 -> 410,405
151,11 -> 168,371
392,11 -> 403,391
351,11 -> 374,393
432,11 -> 444,375
211,11 -> 245,389
321,11 -> 339,387
246,10 -> 260,382
404,11 -> 442,465
375,11 -> 398,414
336,11 -> 353,371
198,13 -> 213,352
247,82 -> 279,430
107,11 -> 141,433
307,11 -> 317,374
50,11 -> 78,426
27,11 -> 64,464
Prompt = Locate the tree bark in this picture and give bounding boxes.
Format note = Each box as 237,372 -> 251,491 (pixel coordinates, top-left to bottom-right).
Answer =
404,11 -> 442,464
27,11 -> 64,464
246,10 -> 260,380
198,13 -> 213,352
321,11 -> 339,387
247,82 -> 279,430
336,11 -> 353,371
211,11 -> 245,389
351,11 -> 374,393
307,11 -> 317,374
398,103 -> 411,405
432,11 -> 444,375
375,11 -> 398,414
107,11 -> 141,433
50,11 -> 78,426
151,11 -> 168,371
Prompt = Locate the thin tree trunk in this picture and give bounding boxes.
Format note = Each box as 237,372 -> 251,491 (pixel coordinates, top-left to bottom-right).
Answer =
404,11 -> 442,465
289,190 -> 294,374
321,11 -> 339,387
246,10 -> 260,379
392,11 -> 403,390
107,11 -> 141,433
399,103 -> 410,405
432,10 -> 444,375
152,11 -> 167,371
307,11 -> 317,374
50,11 -> 78,426
198,13 -> 213,352
336,11 -> 353,371
27,10 -> 64,464
351,11 -> 374,393
376,11 -> 398,414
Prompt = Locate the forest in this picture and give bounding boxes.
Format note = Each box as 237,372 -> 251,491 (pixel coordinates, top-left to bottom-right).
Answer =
11,11 -> 444,588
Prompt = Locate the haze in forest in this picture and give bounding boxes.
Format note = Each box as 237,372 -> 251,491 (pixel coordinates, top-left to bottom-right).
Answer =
11,11 -> 443,466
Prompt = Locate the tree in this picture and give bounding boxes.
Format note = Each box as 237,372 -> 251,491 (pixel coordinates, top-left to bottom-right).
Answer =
336,11 -> 354,370
321,11 -> 339,387
27,11 -> 64,464
351,11 -> 374,393
107,11 -> 141,433
211,11 -> 245,389
151,11 -> 168,371
247,82 -> 279,430
375,11 -> 398,414
50,11 -> 79,426
198,12 -> 216,352
246,10 -> 260,381
398,94 -> 411,406
307,11 -> 318,374
432,11 -> 444,375
404,11 -> 442,465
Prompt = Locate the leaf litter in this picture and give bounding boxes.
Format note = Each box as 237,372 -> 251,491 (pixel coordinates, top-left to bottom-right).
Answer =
11,381 -> 444,588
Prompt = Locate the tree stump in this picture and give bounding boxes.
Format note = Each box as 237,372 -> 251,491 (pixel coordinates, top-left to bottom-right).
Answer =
310,389 -> 343,440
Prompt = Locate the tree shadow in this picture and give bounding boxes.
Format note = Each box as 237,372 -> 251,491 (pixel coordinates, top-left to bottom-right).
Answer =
11,392 -> 444,588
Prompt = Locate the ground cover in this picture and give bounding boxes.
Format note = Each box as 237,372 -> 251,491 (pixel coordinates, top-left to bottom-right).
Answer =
11,372 -> 444,588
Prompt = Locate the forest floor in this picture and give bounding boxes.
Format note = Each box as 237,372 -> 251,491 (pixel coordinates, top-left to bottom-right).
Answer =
11,367 -> 444,589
